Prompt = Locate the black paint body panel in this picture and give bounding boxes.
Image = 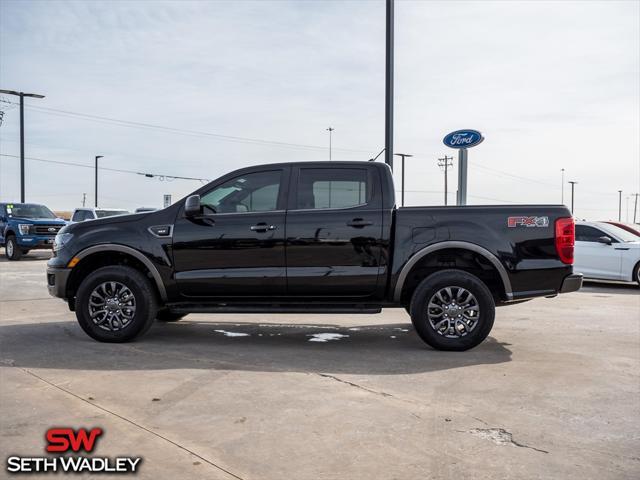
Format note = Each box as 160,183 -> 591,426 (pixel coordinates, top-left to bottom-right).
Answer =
48,161 -> 576,308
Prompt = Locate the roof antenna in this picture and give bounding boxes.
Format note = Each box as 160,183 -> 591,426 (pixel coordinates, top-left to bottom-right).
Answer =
369,148 -> 385,162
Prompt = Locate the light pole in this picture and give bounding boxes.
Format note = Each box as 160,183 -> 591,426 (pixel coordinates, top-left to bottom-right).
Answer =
561,168 -> 565,204
95,156 -> 103,207
568,181 -> 578,215
618,190 -> 622,221
0,89 -> 45,202
385,0 -> 394,171
394,153 -> 413,206
326,127 -> 334,161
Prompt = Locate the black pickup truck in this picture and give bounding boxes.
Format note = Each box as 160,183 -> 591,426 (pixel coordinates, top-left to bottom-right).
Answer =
47,161 -> 581,350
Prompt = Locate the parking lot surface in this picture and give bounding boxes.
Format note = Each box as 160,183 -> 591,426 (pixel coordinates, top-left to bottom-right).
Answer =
1,250 -> 639,479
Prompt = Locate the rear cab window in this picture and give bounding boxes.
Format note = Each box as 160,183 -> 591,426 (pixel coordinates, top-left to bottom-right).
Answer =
295,168 -> 371,210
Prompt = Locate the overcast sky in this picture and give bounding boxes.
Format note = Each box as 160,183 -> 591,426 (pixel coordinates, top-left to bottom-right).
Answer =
1,0 -> 639,221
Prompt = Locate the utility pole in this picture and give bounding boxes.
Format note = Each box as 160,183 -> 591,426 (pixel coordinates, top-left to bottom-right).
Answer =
95,156 -> 103,207
634,193 -> 638,224
0,89 -> 45,202
618,190 -> 622,221
561,168 -> 565,204
82,193 -> 86,207
438,155 -> 454,205
394,153 -> 413,206
384,0 -> 394,171
326,127 -> 334,161
568,181 -> 578,215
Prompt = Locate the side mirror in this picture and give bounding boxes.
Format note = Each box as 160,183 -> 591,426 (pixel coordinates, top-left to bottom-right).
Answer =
597,236 -> 612,245
184,195 -> 202,217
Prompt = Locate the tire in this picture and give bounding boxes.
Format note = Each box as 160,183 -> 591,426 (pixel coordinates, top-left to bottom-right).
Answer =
633,262 -> 640,288
409,269 -> 495,351
5,236 -> 22,260
156,310 -> 187,322
75,266 -> 157,343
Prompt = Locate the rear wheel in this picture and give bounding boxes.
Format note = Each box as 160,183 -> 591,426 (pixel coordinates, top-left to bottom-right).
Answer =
156,310 -> 187,322
75,266 -> 157,342
409,269 -> 495,351
634,262 -> 640,287
5,236 -> 22,260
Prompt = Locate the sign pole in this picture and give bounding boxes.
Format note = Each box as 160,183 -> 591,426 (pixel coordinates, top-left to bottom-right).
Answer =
457,148 -> 468,205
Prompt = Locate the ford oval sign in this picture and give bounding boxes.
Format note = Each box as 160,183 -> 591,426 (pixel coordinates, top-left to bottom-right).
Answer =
443,129 -> 484,149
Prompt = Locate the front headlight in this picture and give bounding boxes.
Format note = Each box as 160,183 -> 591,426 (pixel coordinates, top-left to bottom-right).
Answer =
18,224 -> 31,235
53,233 -> 74,251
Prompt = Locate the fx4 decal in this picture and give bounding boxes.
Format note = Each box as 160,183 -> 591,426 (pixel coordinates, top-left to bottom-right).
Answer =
507,216 -> 549,228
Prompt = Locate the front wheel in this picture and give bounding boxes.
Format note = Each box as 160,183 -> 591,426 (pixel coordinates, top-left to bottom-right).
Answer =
409,269 -> 495,351
5,236 -> 22,260
75,266 -> 157,342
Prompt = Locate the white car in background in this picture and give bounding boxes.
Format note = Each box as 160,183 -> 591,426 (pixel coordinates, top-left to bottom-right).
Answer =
70,208 -> 130,223
574,221 -> 640,286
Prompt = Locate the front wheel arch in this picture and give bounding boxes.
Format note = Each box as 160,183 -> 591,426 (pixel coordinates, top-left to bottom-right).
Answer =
67,250 -> 166,304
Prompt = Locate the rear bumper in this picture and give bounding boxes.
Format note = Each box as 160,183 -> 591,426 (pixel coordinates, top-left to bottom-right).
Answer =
47,267 -> 71,299
560,273 -> 583,294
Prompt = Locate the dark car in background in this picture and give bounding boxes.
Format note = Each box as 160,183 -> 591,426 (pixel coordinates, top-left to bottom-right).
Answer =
0,203 -> 67,260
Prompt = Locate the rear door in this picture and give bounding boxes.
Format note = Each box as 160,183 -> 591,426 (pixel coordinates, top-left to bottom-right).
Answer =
285,166 -> 384,297
574,225 -> 623,280
172,168 -> 289,297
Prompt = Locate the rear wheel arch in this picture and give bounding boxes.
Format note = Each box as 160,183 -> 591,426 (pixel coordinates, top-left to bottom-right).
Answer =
67,246 -> 167,302
395,243 -> 512,306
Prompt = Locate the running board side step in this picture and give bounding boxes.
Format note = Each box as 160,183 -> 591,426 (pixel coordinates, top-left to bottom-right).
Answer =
167,303 -> 383,314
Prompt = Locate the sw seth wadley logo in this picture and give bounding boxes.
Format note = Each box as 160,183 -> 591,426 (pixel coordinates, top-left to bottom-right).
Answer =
6,427 -> 142,474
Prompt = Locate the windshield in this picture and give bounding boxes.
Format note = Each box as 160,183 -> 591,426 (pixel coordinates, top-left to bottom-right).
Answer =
6,203 -> 56,219
95,210 -> 130,218
602,224 -> 640,242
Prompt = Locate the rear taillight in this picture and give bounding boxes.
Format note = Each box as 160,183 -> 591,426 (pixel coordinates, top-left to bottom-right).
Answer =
555,217 -> 575,264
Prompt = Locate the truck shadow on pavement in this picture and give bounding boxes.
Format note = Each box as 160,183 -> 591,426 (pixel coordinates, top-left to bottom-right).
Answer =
0,319 -> 512,375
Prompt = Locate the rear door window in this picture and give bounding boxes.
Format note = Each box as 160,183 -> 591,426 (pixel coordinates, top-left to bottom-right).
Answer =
296,168 -> 369,209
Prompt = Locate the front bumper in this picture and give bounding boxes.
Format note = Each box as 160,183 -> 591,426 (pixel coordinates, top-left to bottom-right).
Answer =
18,235 -> 56,250
560,273 -> 583,294
47,267 -> 71,299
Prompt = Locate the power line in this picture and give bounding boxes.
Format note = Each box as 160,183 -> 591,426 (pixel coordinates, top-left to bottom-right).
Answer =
1,100 -> 629,197
0,153 -> 209,182
6,102 -> 371,155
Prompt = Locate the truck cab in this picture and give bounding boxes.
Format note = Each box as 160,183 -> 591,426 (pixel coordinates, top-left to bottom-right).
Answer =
0,203 -> 67,260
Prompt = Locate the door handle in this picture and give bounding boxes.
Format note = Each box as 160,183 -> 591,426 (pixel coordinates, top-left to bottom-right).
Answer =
347,218 -> 373,228
250,223 -> 277,232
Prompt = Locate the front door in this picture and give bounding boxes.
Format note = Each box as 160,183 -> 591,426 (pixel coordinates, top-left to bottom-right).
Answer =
172,168 -> 288,297
285,166 -> 384,297
574,225 -> 623,280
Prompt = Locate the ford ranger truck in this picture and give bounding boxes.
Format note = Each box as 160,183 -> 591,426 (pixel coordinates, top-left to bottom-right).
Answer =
46,161 -> 582,351
1,203 -> 67,260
